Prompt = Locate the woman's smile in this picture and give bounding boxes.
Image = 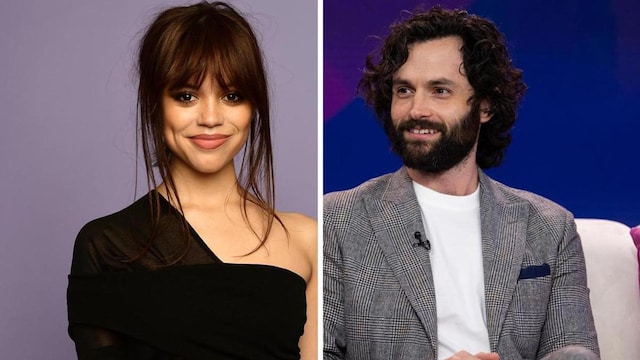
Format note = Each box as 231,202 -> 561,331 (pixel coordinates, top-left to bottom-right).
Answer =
190,134 -> 231,150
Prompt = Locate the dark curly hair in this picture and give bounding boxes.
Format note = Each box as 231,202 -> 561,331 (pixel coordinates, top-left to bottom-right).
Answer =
359,6 -> 527,168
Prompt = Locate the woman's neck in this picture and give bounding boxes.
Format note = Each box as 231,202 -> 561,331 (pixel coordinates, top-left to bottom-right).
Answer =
157,160 -> 242,209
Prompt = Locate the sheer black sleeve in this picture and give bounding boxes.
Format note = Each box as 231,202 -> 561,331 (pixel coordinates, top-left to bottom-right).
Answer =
68,220 -> 128,359
69,324 -> 127,359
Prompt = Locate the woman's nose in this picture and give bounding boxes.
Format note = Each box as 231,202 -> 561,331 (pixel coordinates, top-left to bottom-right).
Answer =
198,99 -> 223,127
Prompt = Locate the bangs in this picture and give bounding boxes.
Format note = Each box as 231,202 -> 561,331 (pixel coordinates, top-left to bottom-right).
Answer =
161,11 -> 262,99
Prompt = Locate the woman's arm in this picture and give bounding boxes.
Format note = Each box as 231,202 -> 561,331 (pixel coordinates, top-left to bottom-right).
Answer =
300,259 -> 318,360
68,222 -> 128,359
291,215 -> 318,360
69,324 -> 127,360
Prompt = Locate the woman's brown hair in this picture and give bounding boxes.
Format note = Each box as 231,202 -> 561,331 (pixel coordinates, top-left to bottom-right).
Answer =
136,1 -> 280,264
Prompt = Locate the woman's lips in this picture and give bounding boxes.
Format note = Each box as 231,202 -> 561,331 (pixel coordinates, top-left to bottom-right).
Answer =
190,134 -> 230,150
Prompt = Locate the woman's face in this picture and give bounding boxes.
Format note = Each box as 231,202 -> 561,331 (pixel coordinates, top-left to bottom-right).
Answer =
161,75 -> 252,175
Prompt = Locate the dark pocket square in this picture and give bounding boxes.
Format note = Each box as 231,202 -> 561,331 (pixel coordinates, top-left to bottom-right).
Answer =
518,264 -> 551,280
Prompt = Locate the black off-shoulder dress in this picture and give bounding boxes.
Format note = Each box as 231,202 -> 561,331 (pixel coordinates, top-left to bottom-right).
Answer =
67,192 -> 306,360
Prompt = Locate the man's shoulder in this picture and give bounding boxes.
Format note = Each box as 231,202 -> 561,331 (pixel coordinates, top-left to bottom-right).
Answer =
485,175 -> 573,221
323,171 -> 396,210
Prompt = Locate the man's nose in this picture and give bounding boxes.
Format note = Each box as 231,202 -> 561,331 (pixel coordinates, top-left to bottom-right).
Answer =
409,93 -> 435,120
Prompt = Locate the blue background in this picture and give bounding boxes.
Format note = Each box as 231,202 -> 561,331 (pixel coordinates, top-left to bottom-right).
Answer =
324,0 -> 639,226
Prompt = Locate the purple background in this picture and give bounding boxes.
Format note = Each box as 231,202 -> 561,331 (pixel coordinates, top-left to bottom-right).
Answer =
0,0 -> 316,358
324,0 -> 640,227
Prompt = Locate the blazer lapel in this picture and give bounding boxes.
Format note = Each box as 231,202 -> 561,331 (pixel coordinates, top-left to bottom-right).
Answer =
479,172 -> 529,350
364,168 -> 438,356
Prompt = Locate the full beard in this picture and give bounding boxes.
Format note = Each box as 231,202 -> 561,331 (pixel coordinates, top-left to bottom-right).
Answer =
389,109 -> 481,175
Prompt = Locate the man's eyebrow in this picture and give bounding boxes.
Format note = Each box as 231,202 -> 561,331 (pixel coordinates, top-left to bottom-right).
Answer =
391,77 -> 459,87
427,77 -> 457,87
391,77 -> 411,87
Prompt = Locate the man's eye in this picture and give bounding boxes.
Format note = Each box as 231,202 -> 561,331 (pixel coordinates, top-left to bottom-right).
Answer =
395,87 -> 412,96
223,92 -> 244,103
434,88 -> 450,95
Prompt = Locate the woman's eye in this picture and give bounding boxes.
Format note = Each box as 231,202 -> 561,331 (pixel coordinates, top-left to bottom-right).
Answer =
223,92 -> 244,103
174,92 -> 195,103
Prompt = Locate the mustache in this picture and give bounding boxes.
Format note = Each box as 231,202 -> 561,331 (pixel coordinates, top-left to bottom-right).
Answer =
397,119 -> 447,133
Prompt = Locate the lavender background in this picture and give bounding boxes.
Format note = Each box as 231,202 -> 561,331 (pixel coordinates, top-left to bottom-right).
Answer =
324,0 -> 640,226
0,0 -> 317,358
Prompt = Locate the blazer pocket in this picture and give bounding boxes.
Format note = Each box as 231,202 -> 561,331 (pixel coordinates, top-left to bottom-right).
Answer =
518,263 -> 550,280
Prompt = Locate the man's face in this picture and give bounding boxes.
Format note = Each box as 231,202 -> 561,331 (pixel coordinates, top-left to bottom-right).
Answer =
389,36 -> 490,174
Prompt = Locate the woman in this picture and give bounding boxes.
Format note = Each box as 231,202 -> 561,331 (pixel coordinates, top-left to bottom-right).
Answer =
67,2 -> 317,359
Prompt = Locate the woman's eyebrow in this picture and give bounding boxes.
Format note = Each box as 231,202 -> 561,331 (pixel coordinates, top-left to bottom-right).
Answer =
168,83 -> 199,91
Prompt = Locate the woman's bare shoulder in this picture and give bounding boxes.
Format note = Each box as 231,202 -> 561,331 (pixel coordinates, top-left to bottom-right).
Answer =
276,211 -> 317,255
277,211 -> 316,231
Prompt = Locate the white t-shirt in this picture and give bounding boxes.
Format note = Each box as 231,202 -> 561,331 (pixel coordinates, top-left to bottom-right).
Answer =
412,182 -> 490,359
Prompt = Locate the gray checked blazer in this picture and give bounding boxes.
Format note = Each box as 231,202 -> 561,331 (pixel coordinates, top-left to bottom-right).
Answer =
323,167 -> 599,360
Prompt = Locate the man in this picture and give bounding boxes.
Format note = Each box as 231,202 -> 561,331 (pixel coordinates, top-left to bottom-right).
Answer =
323,7 -> 599,360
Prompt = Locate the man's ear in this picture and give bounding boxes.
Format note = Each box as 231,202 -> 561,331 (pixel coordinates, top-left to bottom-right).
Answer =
479,100 -> 492,123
